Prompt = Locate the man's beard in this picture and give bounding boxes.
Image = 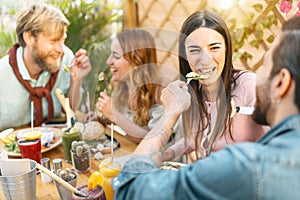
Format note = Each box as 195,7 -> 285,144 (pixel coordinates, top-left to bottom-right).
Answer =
32,44 -> 61,73
252,83 -> 271,126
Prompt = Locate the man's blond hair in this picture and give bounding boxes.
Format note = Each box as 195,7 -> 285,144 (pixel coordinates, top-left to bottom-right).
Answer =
16,3 -> 69,47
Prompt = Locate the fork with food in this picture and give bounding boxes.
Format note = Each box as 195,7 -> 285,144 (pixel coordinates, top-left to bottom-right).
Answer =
185,71 -> 211,85
64,60 -> 75,72
63,49 -> 91,80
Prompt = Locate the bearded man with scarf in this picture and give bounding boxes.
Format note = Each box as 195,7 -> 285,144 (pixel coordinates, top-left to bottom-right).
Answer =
0,3 -> 91,130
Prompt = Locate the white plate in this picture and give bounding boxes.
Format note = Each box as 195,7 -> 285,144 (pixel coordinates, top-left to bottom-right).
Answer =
160,161 -> 187,170
0,128 -> 14,139
0,127 -> 62,157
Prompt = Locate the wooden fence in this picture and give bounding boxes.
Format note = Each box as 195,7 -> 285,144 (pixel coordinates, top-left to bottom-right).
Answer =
123,0 -> 298,74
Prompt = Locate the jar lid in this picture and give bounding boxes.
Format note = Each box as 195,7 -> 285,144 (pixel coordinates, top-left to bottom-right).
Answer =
52,158 -> 63,172
41,158 -> 51,169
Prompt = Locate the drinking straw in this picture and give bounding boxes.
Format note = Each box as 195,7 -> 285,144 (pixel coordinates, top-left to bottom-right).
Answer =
31,101 -> 34,134
86,91 -> 90,121
65,98 -> 72,128
36,164 -> 89,198
111,123 -> 114,163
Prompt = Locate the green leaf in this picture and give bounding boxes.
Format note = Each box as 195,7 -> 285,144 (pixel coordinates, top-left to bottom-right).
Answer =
253,4 -> 263,12
241,52 -> 253,61
250,40 -> 260,49
244,26 -> 253,37
261,18 -> 271,29
255,23 -> 264,31
235,28 -> 245,43
269,14 -> 278,26
228,18 -> 237,24
232,51 -> 242,61
254,29 -> 264,40
266,35 -> 275,43
242,13 -> 255,25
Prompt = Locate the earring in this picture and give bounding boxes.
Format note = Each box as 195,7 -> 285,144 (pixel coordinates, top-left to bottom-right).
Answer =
271,96 -> 281,104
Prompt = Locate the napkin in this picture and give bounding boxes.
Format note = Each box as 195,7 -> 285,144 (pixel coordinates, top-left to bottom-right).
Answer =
0,158 -> 31,176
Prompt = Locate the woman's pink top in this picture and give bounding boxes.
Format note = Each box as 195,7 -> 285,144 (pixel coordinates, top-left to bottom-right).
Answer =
170,71 -> 268,159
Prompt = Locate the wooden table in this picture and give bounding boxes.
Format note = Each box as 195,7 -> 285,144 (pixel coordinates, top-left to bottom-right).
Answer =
0,129 -> 137,200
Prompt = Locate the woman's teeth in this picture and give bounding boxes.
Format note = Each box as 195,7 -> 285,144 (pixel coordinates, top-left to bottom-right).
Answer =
198,67 -> 216,74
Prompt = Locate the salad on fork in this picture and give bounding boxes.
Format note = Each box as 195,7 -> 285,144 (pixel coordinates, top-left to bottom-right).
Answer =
185,71 -> 211,85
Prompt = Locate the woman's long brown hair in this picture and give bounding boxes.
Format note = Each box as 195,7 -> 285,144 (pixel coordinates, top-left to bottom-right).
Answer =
178,10 -> 243,158
113,29 -> 161,127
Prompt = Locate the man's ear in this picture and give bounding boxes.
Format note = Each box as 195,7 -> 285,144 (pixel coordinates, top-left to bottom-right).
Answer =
23,32 -> 35,46
273,68 -> 292,99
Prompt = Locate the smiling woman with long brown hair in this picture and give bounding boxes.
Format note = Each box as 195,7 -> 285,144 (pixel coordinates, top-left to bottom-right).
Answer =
96,29 -> 180,143
164,10 -> 268,161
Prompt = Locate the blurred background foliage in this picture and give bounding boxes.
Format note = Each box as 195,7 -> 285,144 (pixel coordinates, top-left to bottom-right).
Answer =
205,0 -> 281,70
0,24 -> 17,57
226,1 -> 279,68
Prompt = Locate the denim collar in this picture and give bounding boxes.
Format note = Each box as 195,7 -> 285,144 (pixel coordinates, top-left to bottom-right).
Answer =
257,114 -> 300,144
258,114 -> 300,144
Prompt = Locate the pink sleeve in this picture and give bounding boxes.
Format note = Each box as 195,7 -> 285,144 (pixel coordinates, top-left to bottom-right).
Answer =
233,71 -> 257,107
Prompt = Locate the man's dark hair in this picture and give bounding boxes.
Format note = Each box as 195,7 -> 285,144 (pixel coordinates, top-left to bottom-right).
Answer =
271,31 -> 300,111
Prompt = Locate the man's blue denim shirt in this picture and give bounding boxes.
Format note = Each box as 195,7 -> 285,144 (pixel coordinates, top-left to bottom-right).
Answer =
113,114 -> 300,200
